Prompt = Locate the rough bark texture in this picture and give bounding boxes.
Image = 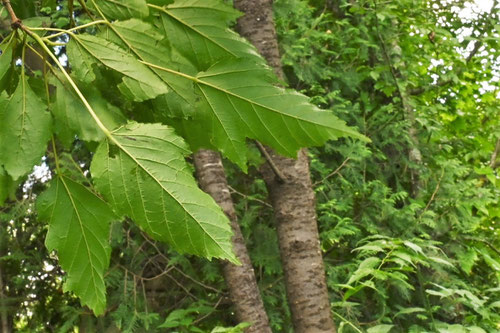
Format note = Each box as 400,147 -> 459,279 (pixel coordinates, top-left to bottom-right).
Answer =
0,227 -> 11,333
402,93 -> 423,198
0,264 -> 9,333
260,149 -> 336,333
376,14 -> 423,198
390,37 -> 423,198
233,1 -> 337,331
194,150 -> 271,333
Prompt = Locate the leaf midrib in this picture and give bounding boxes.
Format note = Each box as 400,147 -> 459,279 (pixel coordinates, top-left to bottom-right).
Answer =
90,22 -> 193,106
72,35 -> 157,86
140,60 -> 364,138
58,176 -> 102,307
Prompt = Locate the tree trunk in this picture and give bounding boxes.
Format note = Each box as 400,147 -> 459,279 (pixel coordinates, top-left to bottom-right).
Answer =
0,226 -> 12,333
78,312 -> 94,333
401,90 -> 423,198
233,1 -> 337,331
0,265 -> 10,333
374,9 -> 423,198
194,150 -> 272,333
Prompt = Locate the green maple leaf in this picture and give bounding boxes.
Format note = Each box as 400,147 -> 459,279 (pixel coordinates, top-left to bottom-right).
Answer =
66,38 -> 98,84
143,59 -> 369,169
153,0 -> 262,69
71,34 -> 169,102
52,80 -> 126,145
92,0 -> 149,20
195,60 -> 368,166
37,176 -> 116,315
79,26 -> 367,170
90,122 -> 237,263
101,19 -> 198,115
0,78 -> 52,180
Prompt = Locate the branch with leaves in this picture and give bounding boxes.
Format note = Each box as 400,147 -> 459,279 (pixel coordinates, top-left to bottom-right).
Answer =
0,0 -> 366,314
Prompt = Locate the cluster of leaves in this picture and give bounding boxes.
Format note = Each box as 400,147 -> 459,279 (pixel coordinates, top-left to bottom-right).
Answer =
2,177 -> 256,332
0,181 -> 84,332
0,0 -> 364,318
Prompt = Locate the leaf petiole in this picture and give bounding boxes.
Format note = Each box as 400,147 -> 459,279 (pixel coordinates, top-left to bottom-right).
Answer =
29,20 -> 107,39
25,28 -> 112,139
41,39 -> 66,46
51,136 -> 62,176
0,31 -> 15,47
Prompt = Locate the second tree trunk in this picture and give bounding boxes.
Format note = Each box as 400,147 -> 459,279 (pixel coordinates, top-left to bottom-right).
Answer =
194,150 -> 271,332
233,0 -> 337,331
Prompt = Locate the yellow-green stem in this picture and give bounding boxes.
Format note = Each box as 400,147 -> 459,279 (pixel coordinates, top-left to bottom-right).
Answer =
139,60 -> 198,82
21,35 -> 26,81
51,136 -> 62,176
24,25 -> 163,191
25,43 -> 62,82
26,29 -> 112,138
30,20 -> 106,39
90,0 -> 108,21
0,31 -> 15,47
331,311 -> 363,333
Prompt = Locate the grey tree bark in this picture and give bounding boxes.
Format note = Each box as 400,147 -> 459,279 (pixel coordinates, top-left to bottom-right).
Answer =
194,150 -> 272,333
0,226 -> 11,333
233,1 -> 337,331
0,263 -> 9,333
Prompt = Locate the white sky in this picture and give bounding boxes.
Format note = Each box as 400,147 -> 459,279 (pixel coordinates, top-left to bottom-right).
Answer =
456,0 -> 499,94
462,0 -> 494,17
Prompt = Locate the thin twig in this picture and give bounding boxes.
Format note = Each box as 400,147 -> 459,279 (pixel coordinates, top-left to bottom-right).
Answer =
465,0 -> 499,62
465,39 -> 482,62
172,267 -> 223,294
139,232 -> 223,293
123,269 -> 128,297
255,141 -> 287,183
133,275 -> 137,309
408,79 -> 450,96
191,296 -> 224,326
373,1 -> 407,111
408,39 -> 483,96
313,157 -> 350,187
141,279 -> 148,314
140,232 -> 169,261
419,168 -> 445,218
120,264 -> 175,282
227,184 -> 272,208
68,0 -> 75,27
77,0 -> 95,20
166,274 -> 198,300
260,276 -> 284,292
1,0 -> 20,28
332,311 -> 363,333
489,138 -> 500,169
463,237 -> 500,257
